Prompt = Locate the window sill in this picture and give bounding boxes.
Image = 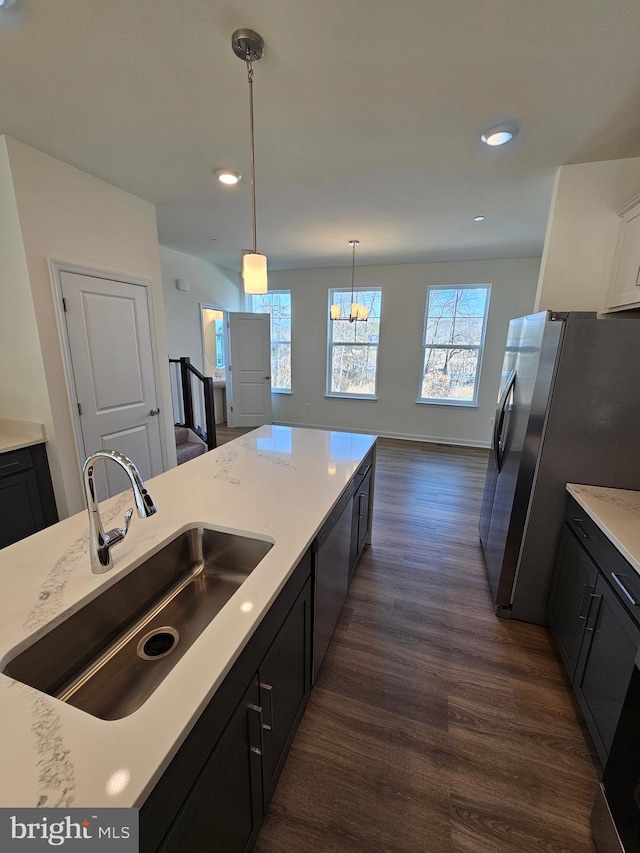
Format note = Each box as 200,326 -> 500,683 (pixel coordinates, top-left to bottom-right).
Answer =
324,394 -> 378,402
415,399 -> 479,408
271,389 -> 292,395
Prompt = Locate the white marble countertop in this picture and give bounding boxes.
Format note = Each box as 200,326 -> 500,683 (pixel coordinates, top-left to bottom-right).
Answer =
0,418 -> 47,453
0,425 -> 376,809
567,484 -> 640,574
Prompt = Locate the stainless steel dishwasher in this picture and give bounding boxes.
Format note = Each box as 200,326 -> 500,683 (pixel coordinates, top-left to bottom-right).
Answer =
312,485 -> 354,682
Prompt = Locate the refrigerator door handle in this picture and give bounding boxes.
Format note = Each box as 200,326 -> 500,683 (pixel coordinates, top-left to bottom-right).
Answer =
493,369 -> 516,472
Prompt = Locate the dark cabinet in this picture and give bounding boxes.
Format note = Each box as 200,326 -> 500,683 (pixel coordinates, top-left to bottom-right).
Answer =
549,527 -> 598,679
574,573 -> 640,761
159,677 -> 264,853
259,578 -> 312,806
549,496 -> 640,764
349,454 -> 374,579
0,445 -> 57,549
141,556 -> 312,853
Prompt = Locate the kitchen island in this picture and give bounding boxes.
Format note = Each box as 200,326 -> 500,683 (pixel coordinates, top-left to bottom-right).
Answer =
0,425 -> 376,815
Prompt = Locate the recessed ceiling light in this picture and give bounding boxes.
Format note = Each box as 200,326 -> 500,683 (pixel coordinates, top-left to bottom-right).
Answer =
473,215 -> 485,222
213,169 -> 242,185
481,123 -> 519,146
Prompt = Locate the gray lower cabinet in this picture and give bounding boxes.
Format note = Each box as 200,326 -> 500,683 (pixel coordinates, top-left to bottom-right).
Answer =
159,676 -> 264,853
260,581 -> 311,806
549,527 -> 598,680
349,454 -> 373,580
549,497 -> 640,764
141,554 -> 312,853
0,445 -> 57,549
574,572 -> 640,761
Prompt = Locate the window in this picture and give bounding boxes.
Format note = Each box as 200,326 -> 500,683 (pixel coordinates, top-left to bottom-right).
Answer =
327,288 -> 382,397
419,285 -> 490,405
250,291 -> 292,392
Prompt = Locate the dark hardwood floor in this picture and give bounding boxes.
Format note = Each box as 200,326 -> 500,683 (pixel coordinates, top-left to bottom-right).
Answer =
254,438 -> 599,853
215,424 -> 254,445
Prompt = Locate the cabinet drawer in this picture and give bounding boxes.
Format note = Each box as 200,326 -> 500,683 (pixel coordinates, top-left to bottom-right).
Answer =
566,496 -> 640,622
353,459 -> 372,492
0,448 -> 32,478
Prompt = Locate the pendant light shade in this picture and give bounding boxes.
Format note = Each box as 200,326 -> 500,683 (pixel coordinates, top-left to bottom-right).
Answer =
242,251 -> 268,294
232,29 -> 268,296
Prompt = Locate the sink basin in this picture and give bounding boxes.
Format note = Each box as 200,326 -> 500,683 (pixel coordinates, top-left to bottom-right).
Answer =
2,527 -> 273,720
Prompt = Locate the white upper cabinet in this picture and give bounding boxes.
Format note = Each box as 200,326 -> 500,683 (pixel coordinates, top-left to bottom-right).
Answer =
603,193 -> 640,313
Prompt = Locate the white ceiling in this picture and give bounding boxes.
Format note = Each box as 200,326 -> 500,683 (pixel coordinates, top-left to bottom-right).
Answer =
1,0 -> 640,270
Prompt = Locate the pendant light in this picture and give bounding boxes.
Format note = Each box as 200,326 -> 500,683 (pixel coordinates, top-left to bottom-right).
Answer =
330,240 -> 369,323
232,29 -> 268,295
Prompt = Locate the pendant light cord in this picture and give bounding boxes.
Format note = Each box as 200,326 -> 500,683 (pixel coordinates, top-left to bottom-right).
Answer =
351,241 -> 356,300
246,55 -> 258,254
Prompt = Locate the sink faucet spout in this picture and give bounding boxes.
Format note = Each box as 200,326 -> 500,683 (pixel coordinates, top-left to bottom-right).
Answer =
82,450 -> 158,574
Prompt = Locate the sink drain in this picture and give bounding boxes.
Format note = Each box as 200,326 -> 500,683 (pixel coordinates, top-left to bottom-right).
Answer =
137,627 -> 180,661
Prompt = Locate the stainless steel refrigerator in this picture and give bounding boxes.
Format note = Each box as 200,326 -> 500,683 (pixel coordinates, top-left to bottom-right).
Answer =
479,310 -> 640,625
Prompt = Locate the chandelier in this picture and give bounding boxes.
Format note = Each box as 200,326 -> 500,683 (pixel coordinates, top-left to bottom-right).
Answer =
330,241 -> 369,322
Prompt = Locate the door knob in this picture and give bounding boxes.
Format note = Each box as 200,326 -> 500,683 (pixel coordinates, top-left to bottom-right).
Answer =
148,408 -> 160,416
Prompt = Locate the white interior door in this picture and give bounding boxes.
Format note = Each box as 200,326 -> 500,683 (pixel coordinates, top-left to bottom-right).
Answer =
60,271 -> 164,499
227,312 -> 272,428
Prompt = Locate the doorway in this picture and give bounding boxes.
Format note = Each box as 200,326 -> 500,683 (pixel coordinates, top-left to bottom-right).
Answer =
200,304 -> 227,425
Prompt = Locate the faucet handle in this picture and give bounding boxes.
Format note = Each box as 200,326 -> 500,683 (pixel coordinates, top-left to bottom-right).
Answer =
104,509 -> 134,549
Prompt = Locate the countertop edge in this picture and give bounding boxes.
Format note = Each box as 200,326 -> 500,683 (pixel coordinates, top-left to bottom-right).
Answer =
566,483 -> 640,574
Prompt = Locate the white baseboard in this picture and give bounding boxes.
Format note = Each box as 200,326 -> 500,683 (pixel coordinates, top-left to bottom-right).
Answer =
272,420 -> 490,450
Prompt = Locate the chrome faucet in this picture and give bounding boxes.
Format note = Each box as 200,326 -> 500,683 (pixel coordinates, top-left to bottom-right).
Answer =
82,450 -> 158,574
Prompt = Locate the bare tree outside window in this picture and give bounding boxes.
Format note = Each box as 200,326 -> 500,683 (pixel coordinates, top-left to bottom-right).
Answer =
420,285 -> 490,403
327,289 -> 382,396
250,291 -> 292,391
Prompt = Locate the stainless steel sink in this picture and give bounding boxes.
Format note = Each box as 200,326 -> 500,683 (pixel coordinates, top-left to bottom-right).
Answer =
2,527 -> 273,720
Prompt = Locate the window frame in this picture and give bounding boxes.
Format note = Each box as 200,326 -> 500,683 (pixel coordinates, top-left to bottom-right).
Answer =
418,283 -> 491,407
326,286 -> 382,400
249,290 -> 292,394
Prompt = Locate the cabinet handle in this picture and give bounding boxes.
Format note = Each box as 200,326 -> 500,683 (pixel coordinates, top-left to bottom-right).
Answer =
359,492 -> 367,519
260,682 -> 273,732
611,573 -> 638,606
578,584 -> 594,620
584,594 -> 602,633
0,460 -> 20,472
571,518 -> 590,540
247,702 -> 263,756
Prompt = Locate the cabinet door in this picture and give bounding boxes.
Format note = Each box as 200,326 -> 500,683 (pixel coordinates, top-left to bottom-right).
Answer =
259,579 -> 311,806
604,202 -> 640,311
549,527 -> 598,680
0,469 -> 45,549
574,574 -> 640,762
356,469 -> 372,555
159,676 -> 264,853
349,468 -> 372,578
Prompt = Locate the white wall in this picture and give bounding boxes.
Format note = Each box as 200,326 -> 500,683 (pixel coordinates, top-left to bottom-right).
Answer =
159,246 -> 241,373
535,157 -> 640,312
4,136 -> 176,517
0,139 -> 50,427
268,257 -> 540,447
